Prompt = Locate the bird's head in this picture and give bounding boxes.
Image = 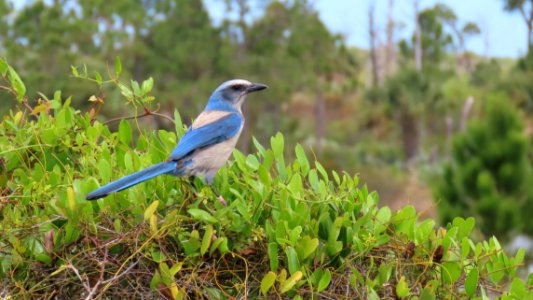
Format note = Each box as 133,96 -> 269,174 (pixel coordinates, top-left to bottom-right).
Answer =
206,79 -> 268,112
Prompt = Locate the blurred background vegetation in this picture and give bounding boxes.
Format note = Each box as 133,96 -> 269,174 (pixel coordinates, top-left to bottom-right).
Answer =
2,0 -> 533,242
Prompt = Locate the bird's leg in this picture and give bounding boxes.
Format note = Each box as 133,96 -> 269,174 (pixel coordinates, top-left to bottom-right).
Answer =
187,176 -> 199,199
205,174 -> 226,205
209,184 -> 226,206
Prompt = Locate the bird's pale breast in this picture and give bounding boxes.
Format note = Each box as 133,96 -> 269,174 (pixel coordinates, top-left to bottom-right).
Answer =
189,110 -> 243,177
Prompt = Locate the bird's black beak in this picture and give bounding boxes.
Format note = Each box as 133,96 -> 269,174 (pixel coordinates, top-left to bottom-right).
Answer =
246,83 -> 268,93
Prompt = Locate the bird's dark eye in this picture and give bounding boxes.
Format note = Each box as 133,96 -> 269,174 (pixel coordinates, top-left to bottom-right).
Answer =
232,84 -> 244,91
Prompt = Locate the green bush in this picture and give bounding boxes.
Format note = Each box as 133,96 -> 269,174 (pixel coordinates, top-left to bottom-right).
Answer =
0,60 -> 531,299
435,97 -> 533,239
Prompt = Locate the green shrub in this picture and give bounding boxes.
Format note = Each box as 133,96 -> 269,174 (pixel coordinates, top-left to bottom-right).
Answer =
0,60 -> 531,299
435,97 -> 533,239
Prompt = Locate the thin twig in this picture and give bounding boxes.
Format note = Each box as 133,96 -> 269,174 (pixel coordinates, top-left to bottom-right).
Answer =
1,85 -> 33,113
102,105 -> 174,125
85,247 -> 108,300
67,263 -> 91,293
150,111 -> 176,125
102,110 -> 153,125
102,260 -> 139,284
21,101 -> 34,114
0,86 -> 14,94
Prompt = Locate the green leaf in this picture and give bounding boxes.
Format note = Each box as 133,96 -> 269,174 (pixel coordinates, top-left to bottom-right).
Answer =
461,237 -> 471,258
150,270 -> 161,289
170,262 -> 183,276
115,56 -> 122,75
367,287 -> 380,300
246,155 -> 260,170
377,263 -> 393,285
216,237 -> 229,253
285,246 -> 300,275
118,82 -> 133,99
308,169 -> 319,191
268,242 -> 279,272
295,236 -> 318,260
271,133 -> 284,158
280,271 -> 302,293
420,287 -> 436,300
288,174 -> 303,195
144,201 -> 159,221
188,208 -> 218,224
453,217 -> 475,239
70,65 -> 78,77
253,137 -> 266,155
0,58 -> 8,76
375,206 -> 391,233
441,262 -> 462,284
488,260 -> 506,284
119,120 -> 132,145
261,271 -> 276,295
131,80 -> 142,97
396,276 -> 410,298
174,109 -> 184,137
415,219 -> 435,245
97,159 -> 111,183
151,250 -> 166,263
200,225 -> 213,256
465,269 -> 479,296
142,77 -> 154,94
182,230 -> 200,255
510,278 -> 527,298
315,161 -> 328,181
124,152 -> 134,171
514,248 -> 525,266
94,71 -> 102,87
295,144 -> 309,174
8,66 -> 26,101
317,269 -> 331,292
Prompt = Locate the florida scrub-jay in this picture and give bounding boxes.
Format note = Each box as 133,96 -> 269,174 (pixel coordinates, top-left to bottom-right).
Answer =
86,79 -> 267,205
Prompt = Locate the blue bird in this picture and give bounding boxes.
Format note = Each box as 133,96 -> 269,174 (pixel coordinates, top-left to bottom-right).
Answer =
86,79 -> 267,205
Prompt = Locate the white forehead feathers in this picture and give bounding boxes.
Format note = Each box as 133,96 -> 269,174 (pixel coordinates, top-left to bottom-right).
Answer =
216,79 -> 252,92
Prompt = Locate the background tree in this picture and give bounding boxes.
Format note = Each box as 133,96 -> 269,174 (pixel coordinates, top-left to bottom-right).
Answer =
3,1 -> 92,108
502,0 -> 533,51
435,97 -> 533,239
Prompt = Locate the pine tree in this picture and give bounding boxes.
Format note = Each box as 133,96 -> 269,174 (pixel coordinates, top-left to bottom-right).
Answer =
435,97 -> 533,239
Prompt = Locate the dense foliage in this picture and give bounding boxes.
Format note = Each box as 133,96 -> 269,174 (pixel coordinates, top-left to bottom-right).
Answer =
3,0 -> 533,228
435,97 -> 533,239
0,61 -> 531,299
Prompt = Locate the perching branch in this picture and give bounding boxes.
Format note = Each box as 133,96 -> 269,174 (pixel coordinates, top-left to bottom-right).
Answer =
102,104 -> 175,125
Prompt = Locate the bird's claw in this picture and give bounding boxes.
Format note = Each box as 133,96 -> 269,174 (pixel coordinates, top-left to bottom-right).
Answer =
217,195 -> 227,206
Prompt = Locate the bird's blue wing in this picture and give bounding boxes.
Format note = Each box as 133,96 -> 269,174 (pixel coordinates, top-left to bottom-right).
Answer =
169,113 -> 243,161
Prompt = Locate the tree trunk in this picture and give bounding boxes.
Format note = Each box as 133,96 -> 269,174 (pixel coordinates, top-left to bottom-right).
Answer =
368,4 -> 379,86
414,0 -> 422,71
527,22 -> 533,51
385,0 -> 395,76
315,92 -> 326,154
233,0 -> 251,153
400,110 -> 419,162
445,116 -> 453,159
518,1 -> 533,51
460,96 -> 474,131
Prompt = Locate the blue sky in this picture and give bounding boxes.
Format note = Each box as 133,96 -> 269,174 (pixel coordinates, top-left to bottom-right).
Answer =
206,0 -> 528,58
12,0 -> 528,58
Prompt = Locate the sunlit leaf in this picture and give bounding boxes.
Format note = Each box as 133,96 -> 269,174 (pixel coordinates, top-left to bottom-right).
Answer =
261,271 -> 276,295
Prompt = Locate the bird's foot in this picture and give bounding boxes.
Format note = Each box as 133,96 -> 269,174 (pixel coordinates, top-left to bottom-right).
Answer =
217,195 -> 227,206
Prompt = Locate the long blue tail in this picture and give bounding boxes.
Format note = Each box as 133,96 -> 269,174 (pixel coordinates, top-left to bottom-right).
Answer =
86,161 -> 176,200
